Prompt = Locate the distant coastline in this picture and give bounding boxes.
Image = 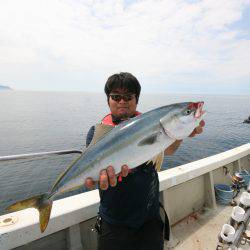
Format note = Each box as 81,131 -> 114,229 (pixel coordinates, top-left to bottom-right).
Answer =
0,85 -> 12,91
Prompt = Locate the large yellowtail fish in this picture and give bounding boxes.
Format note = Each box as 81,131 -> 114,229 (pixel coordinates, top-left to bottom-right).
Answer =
6,101 -> 205,232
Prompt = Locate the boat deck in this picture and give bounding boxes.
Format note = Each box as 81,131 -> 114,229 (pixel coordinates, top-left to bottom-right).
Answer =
168,202 -> 249,249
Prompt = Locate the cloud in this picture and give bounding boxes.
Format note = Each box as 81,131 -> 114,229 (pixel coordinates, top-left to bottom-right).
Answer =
0,0 -> 249,91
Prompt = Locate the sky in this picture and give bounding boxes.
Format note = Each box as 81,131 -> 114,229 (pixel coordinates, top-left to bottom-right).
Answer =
0,0 -> 250,94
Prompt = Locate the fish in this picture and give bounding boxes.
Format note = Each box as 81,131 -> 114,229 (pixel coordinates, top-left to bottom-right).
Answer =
6,101 -> 205,233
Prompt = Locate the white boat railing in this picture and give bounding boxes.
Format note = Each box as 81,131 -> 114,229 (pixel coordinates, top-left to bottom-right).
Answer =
159,143 -> 250,192
0,143 -> 249,250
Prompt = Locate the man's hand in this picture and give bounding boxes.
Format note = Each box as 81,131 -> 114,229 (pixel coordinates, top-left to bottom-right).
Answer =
189,120 -> 205,137
164,140 -> 183,155
165,120 -> 205,155
84,165 -> 130,190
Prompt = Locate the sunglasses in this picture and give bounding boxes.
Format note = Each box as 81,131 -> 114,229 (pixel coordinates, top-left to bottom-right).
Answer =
109,93 -> 135,102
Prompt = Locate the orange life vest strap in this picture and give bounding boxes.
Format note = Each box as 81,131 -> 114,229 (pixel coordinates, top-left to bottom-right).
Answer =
101,111 -> 141,127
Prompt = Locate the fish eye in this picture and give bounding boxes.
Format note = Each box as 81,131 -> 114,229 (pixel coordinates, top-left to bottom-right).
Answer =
185,109 -> 191,115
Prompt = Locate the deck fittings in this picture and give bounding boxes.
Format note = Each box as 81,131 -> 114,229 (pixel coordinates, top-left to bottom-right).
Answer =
232,172 -> 244,184
230,206 -> 245,229
231,173 -> 245,199
0,215 -> 18,227
231,173 -> 245,190
217,188 -> 250,248
231,208 -> 250,247
217,185 -> 250,249
219,224 -> 236,243
241,230 -> 250,245
239,192 -> 250,210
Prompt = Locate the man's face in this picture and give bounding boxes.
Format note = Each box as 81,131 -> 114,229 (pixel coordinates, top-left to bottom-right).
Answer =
108,88 -> 137,119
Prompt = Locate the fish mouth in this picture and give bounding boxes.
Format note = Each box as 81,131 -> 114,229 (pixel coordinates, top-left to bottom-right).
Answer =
188,101 -> 205,119
195,102 -> 205,119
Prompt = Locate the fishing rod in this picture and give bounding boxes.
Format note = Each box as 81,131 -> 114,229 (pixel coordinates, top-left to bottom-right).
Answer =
0,149 -> 83,162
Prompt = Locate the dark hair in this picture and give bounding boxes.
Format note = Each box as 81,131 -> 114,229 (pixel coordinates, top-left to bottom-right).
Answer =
104,72 -> 141,103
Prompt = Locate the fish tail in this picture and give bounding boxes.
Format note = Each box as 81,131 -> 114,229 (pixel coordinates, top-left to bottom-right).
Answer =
38,199 -> 53,233
6,194 -> 52,233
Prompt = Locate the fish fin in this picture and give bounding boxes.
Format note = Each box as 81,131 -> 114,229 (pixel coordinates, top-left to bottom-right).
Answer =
87,123 -> 114,147
6,195 -> 42,212
147,151 -> 164,172
138,133 -> 158,146
50,124 -> 113,195
6,194 -> 52,233
51,124 -> 113,193
51,153 -> 83,192
38,201 -> 53,233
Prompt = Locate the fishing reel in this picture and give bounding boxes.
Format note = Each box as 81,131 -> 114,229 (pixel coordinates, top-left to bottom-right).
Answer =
231,173 -> 245,187
231,172 -> 245,199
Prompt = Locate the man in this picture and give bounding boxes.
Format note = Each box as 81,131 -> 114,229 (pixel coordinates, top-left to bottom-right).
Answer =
85,72 -> 205,250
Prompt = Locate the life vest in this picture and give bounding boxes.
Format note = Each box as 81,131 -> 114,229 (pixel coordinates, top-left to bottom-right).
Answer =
101,111 -> 141,126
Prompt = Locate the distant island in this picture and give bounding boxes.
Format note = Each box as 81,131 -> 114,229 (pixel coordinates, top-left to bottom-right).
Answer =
0,85 -> 12,91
